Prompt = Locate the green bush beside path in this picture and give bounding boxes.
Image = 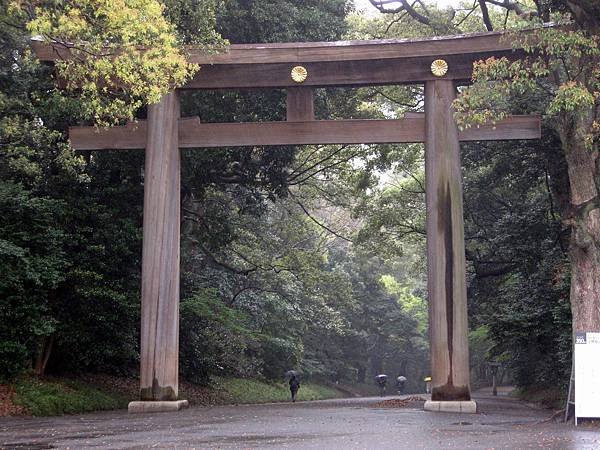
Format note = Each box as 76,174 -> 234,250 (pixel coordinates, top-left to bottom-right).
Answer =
13,378 -> 128,416
8,376 -> 344,416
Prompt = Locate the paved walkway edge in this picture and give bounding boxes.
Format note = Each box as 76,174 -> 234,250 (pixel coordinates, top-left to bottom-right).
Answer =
128,399 -> 189,413
424,400 -> 477,413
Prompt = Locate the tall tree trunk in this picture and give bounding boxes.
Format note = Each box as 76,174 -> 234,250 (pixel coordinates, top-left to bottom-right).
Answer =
357,365 -> 366,383
566,1 -> 600,35
34,334 -> 54,377
569,220 -> 600,332
558,112 -> 600,334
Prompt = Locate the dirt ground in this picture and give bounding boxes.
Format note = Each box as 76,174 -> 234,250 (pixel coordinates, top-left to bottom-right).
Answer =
0,386 -> 23,417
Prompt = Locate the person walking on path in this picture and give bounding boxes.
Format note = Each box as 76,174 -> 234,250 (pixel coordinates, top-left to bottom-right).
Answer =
289,374 -> 300,402
396,375 -> 407,394
375,374 -> 388,397
424,376 -> 431,394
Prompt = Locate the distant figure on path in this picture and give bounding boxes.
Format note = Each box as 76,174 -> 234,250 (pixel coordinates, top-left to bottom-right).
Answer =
289,374 -> 300,402
396,375 -> 407,394
424,376 -> 431,394
375,374 -> 388,396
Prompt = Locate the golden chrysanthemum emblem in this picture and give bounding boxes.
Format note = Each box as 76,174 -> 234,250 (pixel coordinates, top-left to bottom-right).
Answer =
291,66 -> 308,83
431,59 -> 449,77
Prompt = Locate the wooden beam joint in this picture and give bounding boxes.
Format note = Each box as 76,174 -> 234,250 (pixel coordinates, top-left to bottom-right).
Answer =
287,87 -> 315,121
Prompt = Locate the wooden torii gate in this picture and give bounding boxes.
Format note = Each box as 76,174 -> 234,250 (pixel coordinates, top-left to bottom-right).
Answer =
34,30 -> 540,413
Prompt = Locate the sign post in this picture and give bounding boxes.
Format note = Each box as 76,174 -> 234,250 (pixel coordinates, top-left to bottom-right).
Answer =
574,332 -> 600,425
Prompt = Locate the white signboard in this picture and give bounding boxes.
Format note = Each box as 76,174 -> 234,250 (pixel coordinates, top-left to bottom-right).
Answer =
575,331 -> 600,425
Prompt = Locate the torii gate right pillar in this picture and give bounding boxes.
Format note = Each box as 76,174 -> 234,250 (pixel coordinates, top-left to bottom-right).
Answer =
423,79 -> 476,413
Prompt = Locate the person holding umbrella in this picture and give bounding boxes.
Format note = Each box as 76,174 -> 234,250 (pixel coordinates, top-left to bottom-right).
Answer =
424,376 -> 432,394
375,374 -> 388,396
396,375 -> 407,394
285,370 -> 301,402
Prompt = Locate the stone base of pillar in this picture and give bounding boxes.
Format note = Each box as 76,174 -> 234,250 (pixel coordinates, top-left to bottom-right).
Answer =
128,400 -> 189,414
424,400 -> 477,414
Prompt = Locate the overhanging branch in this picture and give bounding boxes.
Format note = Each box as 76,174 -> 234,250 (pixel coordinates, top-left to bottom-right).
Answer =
289,191 -> 354,243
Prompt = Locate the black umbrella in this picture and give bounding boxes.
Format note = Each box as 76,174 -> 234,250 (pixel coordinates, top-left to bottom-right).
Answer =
285,370 -> 300,379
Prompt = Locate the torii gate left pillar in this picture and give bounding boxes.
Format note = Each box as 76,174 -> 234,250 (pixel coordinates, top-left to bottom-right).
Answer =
128,91 -> 189,413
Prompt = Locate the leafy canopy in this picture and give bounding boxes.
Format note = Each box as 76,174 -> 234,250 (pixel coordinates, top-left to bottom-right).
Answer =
13,0 -> 219,125
454,22 -> 599,150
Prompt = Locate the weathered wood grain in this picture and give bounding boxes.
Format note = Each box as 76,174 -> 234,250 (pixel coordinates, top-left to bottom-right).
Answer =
139,92 -> 181,401
185,52 -> 523,89
287,87 -> 315,121
31,31 -> 529,89
69,122 -> 147,150
425,80 -> 471,402
31,30 -> 521,65
68,115 -> 540,150
178,117 -> 425,147
460,115 -> 541,141
188,31 -> 516,64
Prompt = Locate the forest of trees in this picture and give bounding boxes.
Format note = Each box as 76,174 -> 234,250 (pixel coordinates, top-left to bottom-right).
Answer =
1,0 -> 597,400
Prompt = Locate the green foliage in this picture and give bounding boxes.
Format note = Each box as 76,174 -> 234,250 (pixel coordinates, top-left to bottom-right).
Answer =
13,0 -> 220,125
0,183 -> 67,379
380,274 -> 427,334
162,0 -> 223,45
42,151 -> 144,375
259,336 -> 303,380
0,6 -> 83,378
454,25 -> 599,149
514,385 -> 566,410
461,133 -> 572,391
216,0 -> 349,43
469,325 -> 493,384
1,2 -> 144,377
13,378 -> 128,416
548,80 -> 595,115
180,290 -> 253,384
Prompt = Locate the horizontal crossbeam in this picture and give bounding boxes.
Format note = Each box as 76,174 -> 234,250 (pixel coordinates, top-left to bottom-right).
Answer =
69,116 -> 540,150
31,30 -> 532,89
184,52 -> 522,89
32,30 -> 516,65
189,31 -> 517,65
